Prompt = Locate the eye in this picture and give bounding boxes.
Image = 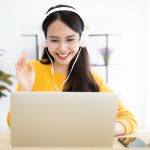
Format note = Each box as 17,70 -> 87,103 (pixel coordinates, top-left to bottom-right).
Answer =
51,40 -> 58,42
67,39 -> 75,42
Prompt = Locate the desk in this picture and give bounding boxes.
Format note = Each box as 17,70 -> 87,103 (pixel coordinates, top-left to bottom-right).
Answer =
0,132 -> 150,150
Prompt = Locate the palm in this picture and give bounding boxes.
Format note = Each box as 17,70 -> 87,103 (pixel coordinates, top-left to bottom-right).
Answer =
17,65 -> 35,90
16,52 -> 35,91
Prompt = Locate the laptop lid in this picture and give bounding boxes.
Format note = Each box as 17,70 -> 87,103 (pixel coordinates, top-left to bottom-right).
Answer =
10,92 -> 118,147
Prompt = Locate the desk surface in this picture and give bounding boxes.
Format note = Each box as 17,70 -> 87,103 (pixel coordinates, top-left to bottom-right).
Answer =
0,132 -> 150,150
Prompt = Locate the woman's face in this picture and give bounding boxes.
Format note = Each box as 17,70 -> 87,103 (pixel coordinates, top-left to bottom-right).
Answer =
46,20 -> 80,67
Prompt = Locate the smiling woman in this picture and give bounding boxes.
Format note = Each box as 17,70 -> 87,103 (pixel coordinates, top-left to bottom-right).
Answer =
45,20 -> 80,69
7,4 -> 137,136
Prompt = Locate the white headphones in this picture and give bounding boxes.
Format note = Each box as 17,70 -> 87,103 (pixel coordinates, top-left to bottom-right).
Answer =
44,7 -> 89,47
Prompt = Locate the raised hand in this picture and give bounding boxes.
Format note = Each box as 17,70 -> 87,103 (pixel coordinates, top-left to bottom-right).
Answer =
15,52 -> 35,91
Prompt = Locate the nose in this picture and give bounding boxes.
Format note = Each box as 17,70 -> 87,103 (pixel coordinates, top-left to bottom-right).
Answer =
58,40 -> 68,51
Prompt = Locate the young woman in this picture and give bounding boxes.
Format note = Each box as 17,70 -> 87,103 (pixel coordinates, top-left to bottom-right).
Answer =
7,4 -> 137,136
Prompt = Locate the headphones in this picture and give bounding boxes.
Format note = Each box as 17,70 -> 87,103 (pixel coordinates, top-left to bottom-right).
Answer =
44,7 -> 89,47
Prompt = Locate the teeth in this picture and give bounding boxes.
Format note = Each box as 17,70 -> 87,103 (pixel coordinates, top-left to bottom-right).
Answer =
58,53 -> 68,58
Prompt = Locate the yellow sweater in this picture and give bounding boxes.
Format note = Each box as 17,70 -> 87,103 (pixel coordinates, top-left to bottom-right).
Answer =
7,61 -> 137,134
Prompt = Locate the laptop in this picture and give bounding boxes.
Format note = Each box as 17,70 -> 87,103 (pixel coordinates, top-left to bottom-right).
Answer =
10,92 -> 118,147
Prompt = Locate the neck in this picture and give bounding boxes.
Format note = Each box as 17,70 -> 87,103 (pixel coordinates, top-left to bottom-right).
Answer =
53,62 -> 68,75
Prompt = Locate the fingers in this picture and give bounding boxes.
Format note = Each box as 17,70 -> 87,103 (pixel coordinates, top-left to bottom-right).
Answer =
21,52 -> 27,68
16,52 -> 27,69
15,52 -> 28,78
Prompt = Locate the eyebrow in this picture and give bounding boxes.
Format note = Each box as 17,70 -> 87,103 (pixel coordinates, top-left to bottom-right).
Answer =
49,34 -> 77,38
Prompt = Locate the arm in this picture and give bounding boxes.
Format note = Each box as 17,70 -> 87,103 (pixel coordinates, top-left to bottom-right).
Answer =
92,72 -> 137,135
116,100 -> 137,135
7,52 -> 36,128
7,111 -> 10,128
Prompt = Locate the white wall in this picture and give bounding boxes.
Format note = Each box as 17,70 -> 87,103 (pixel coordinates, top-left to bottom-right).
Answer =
145,0 -> 150,130
0,0 -> 148,132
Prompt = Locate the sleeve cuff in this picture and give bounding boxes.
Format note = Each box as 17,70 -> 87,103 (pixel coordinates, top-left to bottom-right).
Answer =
117,119 -> 132,134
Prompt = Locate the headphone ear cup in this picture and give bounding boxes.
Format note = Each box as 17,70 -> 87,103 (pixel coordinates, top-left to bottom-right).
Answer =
42,32 -> 47,48
79,27 -> 89,47
39,29 -> 47,48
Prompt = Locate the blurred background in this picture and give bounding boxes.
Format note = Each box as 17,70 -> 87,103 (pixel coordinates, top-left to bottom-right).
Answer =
0,0 -> 149,133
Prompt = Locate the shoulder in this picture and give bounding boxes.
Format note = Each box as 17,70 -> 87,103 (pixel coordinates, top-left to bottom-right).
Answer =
30,60 -> 49,69
91,70 -> 112,92
91,70 -> 104,84
28,60 -> 51,73
30,60 -> 43,66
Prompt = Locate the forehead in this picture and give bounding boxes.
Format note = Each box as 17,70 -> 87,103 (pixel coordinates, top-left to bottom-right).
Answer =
47,20 -> 78,36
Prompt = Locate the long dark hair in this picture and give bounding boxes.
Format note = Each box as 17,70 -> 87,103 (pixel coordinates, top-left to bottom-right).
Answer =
40,4 -> 100,92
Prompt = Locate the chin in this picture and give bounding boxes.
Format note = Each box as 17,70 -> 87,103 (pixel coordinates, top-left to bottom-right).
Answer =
57,60 -> 71,66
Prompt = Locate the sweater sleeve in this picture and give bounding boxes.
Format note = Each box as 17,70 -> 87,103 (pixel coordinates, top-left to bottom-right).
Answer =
92,71 -> 137,134
7,62 -> 33,128
7,111 -> 10,128
116,100 -> 137,134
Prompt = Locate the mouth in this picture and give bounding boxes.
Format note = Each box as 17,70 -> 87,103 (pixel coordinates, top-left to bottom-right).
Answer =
57,53 -> 70,59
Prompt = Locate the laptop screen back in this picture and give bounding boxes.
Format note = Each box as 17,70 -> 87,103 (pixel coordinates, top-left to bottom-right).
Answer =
10,92 -> 118,147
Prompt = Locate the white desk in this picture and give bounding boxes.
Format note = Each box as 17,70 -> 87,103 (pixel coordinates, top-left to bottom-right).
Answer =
0,132 -> 150,150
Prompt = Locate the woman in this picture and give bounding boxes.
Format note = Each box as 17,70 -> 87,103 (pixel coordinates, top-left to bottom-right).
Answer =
7,4 -> 137,136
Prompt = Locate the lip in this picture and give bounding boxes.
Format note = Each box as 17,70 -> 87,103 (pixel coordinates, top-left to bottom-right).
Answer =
57,53 -> 70,59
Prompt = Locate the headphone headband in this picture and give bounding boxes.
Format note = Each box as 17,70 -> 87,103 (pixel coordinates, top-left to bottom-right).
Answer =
45,7 -> 81,21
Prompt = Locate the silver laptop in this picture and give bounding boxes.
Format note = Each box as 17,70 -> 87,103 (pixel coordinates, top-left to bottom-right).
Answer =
10,92 -> 118,147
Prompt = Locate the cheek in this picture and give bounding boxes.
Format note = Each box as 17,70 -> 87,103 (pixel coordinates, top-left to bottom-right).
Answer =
69,48 -> 79,58
72,46 -> 80,54
47,47 -> 55,54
